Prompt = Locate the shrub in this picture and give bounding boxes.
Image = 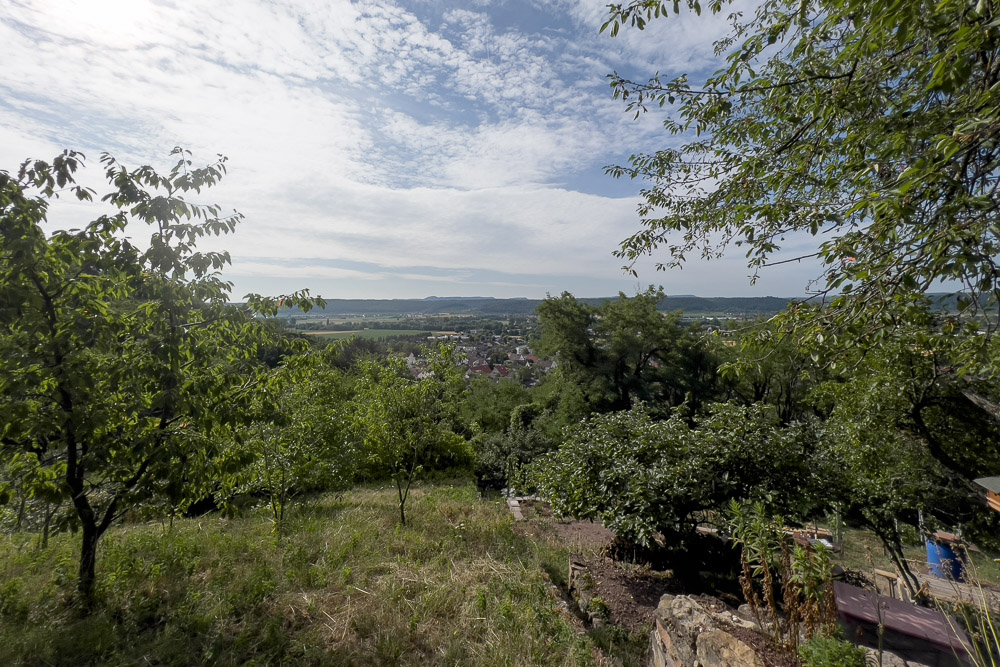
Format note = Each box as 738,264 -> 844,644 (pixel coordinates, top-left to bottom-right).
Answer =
531,402 -> 815,546
799,635 -> 866,667
473,426 -> 552,492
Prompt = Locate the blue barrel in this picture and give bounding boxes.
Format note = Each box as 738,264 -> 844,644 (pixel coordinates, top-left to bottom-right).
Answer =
927,541 -> 966,581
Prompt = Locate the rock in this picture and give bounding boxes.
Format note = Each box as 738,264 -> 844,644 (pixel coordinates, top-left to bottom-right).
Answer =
696,630 -> 765,667
649,619 -> 686,667
652,594 -> 767,667
707,608 -> 757,632
654,595 -> 713,666
569,562 -> 595,615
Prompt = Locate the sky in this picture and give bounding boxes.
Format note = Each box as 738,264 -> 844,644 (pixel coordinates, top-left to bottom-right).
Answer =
0,0 -> 821,300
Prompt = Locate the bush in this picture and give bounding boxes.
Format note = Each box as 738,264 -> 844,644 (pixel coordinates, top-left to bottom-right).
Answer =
799,635 -> 866,667
530,402 -> 815,546
473,426 -> 552,492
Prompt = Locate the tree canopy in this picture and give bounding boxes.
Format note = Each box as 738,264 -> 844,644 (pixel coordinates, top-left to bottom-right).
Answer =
605,0 -> 1000,362
531,402 -> 814,546
537,287 -> 718,415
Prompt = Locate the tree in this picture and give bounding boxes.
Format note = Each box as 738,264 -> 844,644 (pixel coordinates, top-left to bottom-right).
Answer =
462,378 -> 552,491
350,347 -> 469,526
233,347 -> 354,535
807,324 -> 1000,593
0,150 -> 316,603
604,0 -> 1000,365
460,375 -> 532,436
718,320 -> 825,424
537,287 -> 718,416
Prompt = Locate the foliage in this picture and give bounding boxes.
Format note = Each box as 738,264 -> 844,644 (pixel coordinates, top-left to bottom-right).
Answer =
462,378 -> 552,492
0,453 -> 66,544
718,320 -> 825,424
0,150 -> 317,601
798,635 -> 867,667
531,402 -> 815,546
940,556 -> 1000,667
230,347 -> 355,533
604,0 -> 1000,368
537,287 -> 718,418
728,502 -> 837,651
350,348 -> 471,526
460,376 -> 532,436
808,326 -> 998,595
472,425 -> 552,493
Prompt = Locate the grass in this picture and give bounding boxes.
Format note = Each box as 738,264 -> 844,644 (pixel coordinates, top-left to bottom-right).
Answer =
303,329 -> 439,341
0,479 -> 618,666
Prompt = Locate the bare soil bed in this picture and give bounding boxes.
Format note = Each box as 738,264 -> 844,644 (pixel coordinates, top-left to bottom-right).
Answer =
514,499 -> 682,631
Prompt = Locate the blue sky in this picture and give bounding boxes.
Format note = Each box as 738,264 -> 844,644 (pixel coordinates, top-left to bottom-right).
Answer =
0,0 -> 820,299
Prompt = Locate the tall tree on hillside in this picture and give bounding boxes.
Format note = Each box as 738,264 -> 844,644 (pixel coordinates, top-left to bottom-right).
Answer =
538,287 -> 717,415
0,150 -> 316,603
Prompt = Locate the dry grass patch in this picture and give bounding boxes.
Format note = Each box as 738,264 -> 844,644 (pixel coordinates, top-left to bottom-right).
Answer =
0,478 -> 612,666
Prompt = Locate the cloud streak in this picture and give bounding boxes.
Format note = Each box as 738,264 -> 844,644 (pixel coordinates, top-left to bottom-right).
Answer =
0,0 -> 811,299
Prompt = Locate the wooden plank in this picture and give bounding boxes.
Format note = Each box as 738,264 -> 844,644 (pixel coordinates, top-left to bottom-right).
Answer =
917,574 -> 1000,611
987,493 -> 1000,514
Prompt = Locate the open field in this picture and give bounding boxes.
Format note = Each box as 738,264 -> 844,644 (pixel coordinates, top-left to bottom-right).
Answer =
303,329 -> 436,340
292,316 -> 414,325
0,479 -> 633,666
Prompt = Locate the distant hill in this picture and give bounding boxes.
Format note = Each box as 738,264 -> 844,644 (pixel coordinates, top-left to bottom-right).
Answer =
423,296 -> 495,300
266,291 -> 983,320
276,295 -> 800,318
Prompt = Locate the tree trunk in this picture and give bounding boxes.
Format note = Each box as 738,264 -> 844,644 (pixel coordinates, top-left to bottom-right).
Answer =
868,515 -> 921,600
15,492 -> 26,532
396,476 -> 407,527
78,519 -> 100,604
41,502 -> 56,550
910,406 -> 973,479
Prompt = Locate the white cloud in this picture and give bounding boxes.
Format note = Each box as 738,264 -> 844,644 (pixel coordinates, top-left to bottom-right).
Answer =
0,0 -> 807,300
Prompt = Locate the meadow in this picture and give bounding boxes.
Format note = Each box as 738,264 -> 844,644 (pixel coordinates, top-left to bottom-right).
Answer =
0,479 -> 629,666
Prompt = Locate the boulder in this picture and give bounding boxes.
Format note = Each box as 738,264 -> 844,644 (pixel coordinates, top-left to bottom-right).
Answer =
649,619 -> 686,667
696,630 -> 765,667
654,595 -> 713,665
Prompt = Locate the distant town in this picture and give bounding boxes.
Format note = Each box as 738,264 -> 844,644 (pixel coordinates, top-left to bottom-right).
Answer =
274,295 -> 790,384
